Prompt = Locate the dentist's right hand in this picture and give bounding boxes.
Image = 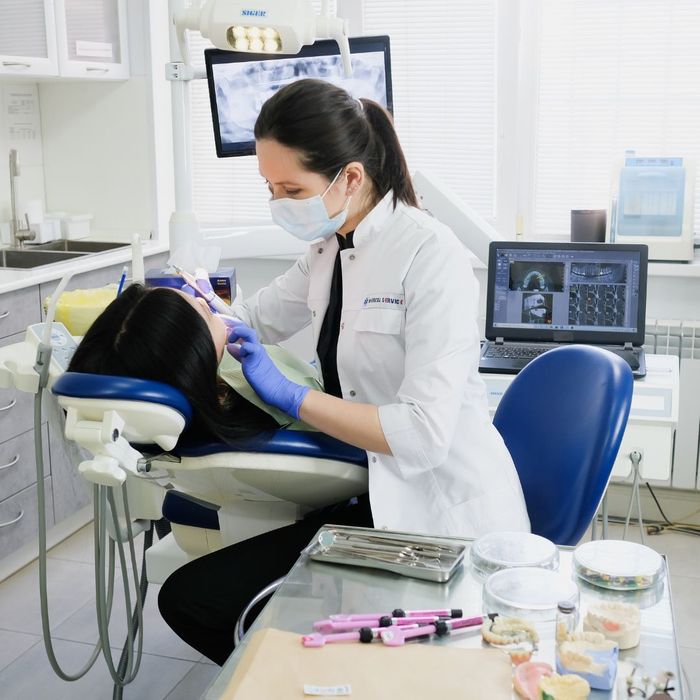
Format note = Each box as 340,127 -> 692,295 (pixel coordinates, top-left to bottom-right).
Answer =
226,322 -> 310,420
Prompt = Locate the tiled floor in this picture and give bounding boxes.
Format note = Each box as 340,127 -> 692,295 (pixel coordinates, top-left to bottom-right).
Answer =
0,525 -> 219,700
0,522 -> 698,699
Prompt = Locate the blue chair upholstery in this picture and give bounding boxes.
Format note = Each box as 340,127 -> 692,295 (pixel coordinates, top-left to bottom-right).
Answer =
53,372 -> 193,426
492,345 -> 633,546
52,372 -> 368,533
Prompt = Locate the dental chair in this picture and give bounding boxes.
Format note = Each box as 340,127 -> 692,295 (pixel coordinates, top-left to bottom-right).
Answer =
51,372 -> 369,583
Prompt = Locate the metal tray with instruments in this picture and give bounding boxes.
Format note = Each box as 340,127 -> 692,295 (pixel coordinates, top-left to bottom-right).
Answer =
305,525 -> 466,583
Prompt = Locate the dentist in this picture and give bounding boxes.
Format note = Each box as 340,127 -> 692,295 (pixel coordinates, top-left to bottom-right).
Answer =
159,79 -> 529,664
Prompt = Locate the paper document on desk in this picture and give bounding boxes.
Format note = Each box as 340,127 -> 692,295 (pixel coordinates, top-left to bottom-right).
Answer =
220,627 -> 513,699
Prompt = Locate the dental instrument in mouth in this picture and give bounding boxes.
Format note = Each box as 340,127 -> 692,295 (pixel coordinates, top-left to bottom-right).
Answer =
173,265 -> 236,317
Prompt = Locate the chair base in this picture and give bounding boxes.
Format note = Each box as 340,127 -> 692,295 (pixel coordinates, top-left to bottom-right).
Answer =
146,532 -> 201,584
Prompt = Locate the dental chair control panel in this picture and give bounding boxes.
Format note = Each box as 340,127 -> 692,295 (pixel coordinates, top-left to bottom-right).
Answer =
0,322 -> 77,392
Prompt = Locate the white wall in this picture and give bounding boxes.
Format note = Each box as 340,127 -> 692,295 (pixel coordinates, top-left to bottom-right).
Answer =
0,83 -> 46,242
227,257 -> 314,359
39,78 -> 154,240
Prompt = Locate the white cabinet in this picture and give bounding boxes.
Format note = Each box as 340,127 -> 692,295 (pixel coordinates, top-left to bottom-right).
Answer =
0,0 -> 128,81
0,0 -> 59,77
54,0 -> 129,80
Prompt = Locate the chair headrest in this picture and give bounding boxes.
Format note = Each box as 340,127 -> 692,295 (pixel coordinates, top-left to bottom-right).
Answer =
52,372 -> 193,426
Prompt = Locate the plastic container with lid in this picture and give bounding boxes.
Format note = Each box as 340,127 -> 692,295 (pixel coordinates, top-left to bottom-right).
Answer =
470,531 -> 559,579
573,539 -> 665,591
483,567 -> 580,621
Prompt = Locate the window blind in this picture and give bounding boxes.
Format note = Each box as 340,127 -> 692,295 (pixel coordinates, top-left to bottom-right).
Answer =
363,1 -> 497,220
188,0 -> 498,227
533,0 -> 700,239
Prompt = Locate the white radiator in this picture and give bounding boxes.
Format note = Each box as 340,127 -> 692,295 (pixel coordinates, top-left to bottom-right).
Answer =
644,319 -> 700,490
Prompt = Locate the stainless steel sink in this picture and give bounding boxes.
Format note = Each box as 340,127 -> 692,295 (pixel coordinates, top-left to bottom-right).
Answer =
0,249 -> 86,269
31,240 -> 129,253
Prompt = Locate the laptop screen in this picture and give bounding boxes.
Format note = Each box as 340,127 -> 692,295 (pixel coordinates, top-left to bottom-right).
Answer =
485,242 -> 648,345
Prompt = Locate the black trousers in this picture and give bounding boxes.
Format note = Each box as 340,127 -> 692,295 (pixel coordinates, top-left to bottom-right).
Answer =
157,496 -> 373,665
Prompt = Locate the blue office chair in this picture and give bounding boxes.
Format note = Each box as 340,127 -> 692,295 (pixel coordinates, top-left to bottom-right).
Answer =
493,344 -> 633,546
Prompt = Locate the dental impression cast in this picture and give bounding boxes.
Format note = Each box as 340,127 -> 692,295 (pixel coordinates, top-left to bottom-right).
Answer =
556,630 -> 618,691
583,601 -> 640,650
481,615 -> 539,647
537,673 -> 591,699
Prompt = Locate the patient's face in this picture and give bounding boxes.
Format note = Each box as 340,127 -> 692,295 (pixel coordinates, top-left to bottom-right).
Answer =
176,290 -> 228,361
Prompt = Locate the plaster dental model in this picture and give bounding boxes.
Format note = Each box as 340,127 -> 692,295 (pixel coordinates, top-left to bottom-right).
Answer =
556,631 -> 618,691
583,601 -> 640,649
538,673 -> 591,699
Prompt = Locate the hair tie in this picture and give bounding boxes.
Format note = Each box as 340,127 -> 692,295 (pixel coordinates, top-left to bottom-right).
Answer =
355,97 -> 364,111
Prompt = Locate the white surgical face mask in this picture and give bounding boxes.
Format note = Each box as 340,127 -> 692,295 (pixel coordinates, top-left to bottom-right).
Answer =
269,169 -> 350,241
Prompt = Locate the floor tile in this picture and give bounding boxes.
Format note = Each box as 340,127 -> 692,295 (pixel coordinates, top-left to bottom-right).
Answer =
0,558 -> 98,635
0,629 -> 41,672
48,523 -> 145,570
164,661 -> 221,700
0,637 -> 195,700
51,580 -> 202,662
604,523 -> 700,579
669,575 -> 700,649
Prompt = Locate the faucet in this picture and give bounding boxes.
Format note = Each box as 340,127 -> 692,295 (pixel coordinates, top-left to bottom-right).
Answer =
8,149 -> 35,249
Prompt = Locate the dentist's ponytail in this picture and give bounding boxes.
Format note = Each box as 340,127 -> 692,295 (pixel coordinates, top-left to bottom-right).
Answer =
255,79 -> 418,210
358,97 -> 418,209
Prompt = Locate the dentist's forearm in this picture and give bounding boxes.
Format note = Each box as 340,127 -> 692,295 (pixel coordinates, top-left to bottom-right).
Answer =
298,390 -> 392,455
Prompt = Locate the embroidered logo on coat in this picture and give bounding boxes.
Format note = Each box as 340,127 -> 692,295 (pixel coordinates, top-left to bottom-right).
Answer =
362,293 -> 405,309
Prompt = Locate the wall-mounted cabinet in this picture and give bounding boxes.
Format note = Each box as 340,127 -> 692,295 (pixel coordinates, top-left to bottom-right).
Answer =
0,0 -> 59,78
55,0 -> 129,80
0,0 -> 128,81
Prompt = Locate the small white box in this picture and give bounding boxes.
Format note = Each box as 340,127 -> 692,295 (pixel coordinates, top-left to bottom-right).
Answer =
61,214 -> 93,240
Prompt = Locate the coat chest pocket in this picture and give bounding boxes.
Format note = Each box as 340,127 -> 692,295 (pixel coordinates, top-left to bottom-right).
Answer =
354,308 -> 403,334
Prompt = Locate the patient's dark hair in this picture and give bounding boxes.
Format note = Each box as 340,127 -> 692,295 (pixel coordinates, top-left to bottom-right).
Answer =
67,284 -> 278,443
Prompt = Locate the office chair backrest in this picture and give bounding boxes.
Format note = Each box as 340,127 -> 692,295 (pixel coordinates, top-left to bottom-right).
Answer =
493,345 -> 633,546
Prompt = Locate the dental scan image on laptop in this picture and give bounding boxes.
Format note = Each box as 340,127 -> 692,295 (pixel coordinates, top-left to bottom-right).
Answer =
479,241 -> 648,377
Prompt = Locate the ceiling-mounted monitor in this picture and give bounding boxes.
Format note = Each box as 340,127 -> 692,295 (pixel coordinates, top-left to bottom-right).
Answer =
205,35 -> 392,157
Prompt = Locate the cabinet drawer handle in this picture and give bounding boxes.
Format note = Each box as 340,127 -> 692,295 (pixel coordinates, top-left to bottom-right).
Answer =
0,399 -> 17,412
0,310 -> 9,320
0,510 -> 24,528
2,61 -> 31,69
86,67 -> 109,73
0,454 -> 20,471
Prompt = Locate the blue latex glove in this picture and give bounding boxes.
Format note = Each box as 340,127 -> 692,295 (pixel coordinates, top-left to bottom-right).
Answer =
226,322 -> 310,420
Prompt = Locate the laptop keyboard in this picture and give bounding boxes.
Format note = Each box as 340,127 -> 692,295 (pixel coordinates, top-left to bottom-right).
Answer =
483,344 -> 641,371
483,345 -> 550,360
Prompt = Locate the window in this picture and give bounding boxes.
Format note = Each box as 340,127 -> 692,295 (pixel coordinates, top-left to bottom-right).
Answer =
186,1 -> 502,229
531,0 -> 700,239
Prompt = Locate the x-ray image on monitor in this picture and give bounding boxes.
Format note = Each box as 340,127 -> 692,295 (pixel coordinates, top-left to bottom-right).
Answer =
508,261 -> 565,292
569,262 -> 627,284
205,36 -> 392,157
522,292 -> 553,324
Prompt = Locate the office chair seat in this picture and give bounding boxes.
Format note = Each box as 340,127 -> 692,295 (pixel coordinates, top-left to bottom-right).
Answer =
493,344 -> 633,546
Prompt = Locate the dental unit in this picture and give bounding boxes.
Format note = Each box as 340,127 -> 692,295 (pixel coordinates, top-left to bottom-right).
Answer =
0,272 -> 369,695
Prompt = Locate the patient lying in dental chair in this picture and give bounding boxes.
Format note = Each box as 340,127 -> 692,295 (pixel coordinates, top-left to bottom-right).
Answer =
67,283 -> 322,443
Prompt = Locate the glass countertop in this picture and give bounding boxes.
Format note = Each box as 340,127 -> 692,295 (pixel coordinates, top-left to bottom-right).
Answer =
202,532 -> 683,699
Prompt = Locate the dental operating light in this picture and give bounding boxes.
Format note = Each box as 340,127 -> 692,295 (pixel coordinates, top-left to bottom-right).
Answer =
174,0 -> 353,76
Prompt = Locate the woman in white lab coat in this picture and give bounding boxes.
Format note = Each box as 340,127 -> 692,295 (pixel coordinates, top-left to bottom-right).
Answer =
158,79 -> 529,664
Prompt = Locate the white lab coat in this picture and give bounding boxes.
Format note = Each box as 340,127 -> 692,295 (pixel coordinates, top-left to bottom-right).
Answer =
232,191 -> 530,538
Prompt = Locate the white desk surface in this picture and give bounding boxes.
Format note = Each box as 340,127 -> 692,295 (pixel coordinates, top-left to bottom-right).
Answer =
483,353 -> 679,425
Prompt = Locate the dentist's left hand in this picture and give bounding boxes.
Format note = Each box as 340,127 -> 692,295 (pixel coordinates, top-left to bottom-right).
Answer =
226,322 -> 310,420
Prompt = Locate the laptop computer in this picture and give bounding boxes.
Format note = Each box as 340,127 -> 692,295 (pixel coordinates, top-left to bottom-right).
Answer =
479,241 -> 648,378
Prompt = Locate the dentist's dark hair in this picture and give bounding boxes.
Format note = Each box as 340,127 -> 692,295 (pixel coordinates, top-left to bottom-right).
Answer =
67,284 -> 278,444
254,78 -> 418,210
